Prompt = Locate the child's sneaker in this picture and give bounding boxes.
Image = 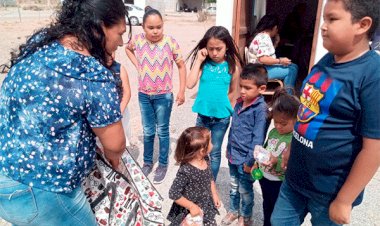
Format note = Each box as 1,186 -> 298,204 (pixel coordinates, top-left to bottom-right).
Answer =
221,212 -> 238,225
153,165 -> 167,184
141,163 -> 153,176
237,216 -> 253,226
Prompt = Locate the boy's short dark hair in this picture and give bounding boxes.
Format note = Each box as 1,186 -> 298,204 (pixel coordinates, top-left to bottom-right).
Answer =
339,0 -> 380,39
240,63 -> 268,86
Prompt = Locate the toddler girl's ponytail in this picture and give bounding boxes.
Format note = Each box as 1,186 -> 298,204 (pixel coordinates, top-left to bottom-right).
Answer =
270,87 -> 300,119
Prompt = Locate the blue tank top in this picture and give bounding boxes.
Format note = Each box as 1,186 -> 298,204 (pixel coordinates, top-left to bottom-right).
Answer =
192,60 -> 234,118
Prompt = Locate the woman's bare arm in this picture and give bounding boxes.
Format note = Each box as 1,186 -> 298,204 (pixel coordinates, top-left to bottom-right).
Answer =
119,65 -> 131,113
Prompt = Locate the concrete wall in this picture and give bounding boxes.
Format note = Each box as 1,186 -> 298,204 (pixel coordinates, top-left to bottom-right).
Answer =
133,0 -> 146,10
136,0 -> 205,13
144,0 -> 179,13
313,0 -> 327,65
164,0 -> 177,12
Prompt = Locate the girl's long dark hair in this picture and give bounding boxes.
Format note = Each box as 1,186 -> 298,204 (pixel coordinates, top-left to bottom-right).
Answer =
174,127 -> 211,165
271,87 -> 300,119
247,14 -> 279,47
254,14 -> 279,36
16,0 -> 131,67
187,26 -> 244,74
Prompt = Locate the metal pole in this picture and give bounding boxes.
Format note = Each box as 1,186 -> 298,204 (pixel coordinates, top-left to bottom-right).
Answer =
18,6 -> 21,22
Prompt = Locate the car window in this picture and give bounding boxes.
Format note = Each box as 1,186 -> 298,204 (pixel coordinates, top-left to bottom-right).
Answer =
132,5 -> 143,11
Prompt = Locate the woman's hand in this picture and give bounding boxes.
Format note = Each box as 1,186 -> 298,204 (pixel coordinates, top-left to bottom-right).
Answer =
196,48 -> 208,63
92,121 -> 126,170
279,57 -> 292,66
108,158 -> 120,169
189,204 -> 202,217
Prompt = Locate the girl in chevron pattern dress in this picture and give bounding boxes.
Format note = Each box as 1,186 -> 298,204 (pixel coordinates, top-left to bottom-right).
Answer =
125,7 -> 187,184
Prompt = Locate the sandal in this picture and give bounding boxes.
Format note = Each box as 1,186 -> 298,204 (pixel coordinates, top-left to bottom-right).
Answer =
237,216 -> 253,226
221,212 -> 239,225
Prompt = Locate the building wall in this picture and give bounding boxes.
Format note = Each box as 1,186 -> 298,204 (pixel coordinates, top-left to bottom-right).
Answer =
134,0 -> 206,14
145,0 -> 166,13
165,0 -> 177,12
314,0 -> 327,64
145,0 -> 177,12
216,0 -> 234,34
146,0 -> 206,13
134,0 -> 146,10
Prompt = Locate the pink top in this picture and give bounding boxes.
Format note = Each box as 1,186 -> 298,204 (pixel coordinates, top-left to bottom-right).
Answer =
132,33 -> 183,95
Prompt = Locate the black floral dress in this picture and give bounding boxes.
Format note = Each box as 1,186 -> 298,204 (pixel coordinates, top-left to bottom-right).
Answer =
167,162 -> 219,225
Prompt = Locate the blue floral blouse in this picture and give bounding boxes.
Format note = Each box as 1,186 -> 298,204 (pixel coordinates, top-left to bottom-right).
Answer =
0,41 -> 122,193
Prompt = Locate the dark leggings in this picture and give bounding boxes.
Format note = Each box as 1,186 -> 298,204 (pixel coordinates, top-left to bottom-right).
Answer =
259,177 -> 283,226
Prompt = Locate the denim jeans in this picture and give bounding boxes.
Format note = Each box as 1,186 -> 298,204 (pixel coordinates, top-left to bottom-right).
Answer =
228,163 -> 254,218
0,174 -> 96,226
138,92 -> 173,166
196,114 -> 230,180
271,180 -> 341,226
266,63 -> 298,89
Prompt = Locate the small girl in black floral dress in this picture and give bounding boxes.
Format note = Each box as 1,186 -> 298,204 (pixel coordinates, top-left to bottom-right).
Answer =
167,127 -> 221,225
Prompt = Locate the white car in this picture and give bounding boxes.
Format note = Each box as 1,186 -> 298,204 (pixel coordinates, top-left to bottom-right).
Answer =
125,4 -> 144,26
205,6 -> 216,15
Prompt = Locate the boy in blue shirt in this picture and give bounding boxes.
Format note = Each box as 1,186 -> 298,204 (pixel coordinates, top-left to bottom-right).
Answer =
271,0 -> 380,225
222,63 -> 268,226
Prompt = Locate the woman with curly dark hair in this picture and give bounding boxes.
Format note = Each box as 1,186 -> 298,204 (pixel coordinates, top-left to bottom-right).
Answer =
0,0 -> 130,225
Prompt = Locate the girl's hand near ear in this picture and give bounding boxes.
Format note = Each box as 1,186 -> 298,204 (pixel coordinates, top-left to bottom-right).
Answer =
196,48 -> 208,63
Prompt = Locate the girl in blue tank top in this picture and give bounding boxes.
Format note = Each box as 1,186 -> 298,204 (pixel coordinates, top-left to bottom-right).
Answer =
187,26 -> 244,180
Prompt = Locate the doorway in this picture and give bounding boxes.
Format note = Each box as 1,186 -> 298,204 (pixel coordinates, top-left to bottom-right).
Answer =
235,0 -> 320,92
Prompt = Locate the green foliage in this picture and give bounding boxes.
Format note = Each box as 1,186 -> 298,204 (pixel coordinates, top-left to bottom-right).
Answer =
206,0 -> 216,3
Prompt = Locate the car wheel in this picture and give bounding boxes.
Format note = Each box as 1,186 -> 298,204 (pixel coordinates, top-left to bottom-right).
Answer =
130,16 -> 139,26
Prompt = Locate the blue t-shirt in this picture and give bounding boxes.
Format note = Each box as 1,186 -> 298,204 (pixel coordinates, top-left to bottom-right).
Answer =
0,41 -> 122,193
192,60 -> 234,118
287,51 -> 380,205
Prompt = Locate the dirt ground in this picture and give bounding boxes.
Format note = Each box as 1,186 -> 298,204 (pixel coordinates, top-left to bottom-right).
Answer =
1,7 -> 380,226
